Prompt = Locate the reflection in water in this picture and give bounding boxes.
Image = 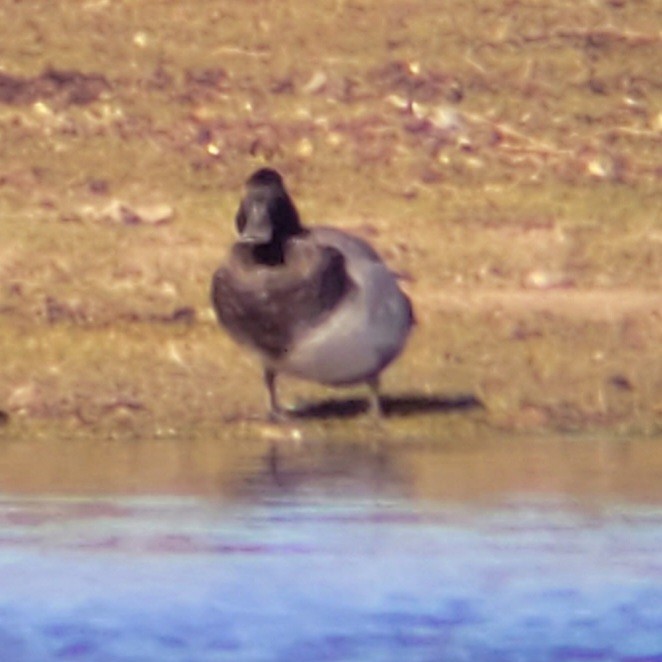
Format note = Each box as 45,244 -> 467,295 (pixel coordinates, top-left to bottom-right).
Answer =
0,435 -> 661,660
1,433 -> 662,502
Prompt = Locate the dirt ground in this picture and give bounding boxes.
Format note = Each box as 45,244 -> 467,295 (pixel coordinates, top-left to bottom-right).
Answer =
0,0 -> 660,443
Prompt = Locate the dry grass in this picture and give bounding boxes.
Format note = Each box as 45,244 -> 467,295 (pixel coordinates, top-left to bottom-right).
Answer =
0,0 -> 660,440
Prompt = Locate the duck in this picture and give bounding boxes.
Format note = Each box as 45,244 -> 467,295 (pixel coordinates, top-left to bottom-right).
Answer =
211,167 -> 414,419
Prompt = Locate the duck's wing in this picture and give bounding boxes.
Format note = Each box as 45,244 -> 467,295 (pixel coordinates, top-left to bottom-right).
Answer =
211,241 -> 351,359
313,226 -> 415,327
311,227 -> 383,263
272,226 -> 414,386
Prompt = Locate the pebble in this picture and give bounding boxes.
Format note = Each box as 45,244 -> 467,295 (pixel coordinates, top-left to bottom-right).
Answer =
96,200 -> 174,226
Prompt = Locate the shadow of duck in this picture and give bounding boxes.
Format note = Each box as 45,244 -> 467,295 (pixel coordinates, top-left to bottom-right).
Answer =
291,393 -> 483,420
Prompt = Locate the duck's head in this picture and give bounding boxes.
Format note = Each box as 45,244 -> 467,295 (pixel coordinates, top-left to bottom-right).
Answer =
235,168 -> 304,246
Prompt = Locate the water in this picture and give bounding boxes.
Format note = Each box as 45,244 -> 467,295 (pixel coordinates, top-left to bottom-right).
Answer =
1,435 -> 661,661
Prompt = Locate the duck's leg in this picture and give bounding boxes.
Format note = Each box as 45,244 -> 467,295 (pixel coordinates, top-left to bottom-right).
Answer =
366,376 -> 384,418
264,367 -> 286,421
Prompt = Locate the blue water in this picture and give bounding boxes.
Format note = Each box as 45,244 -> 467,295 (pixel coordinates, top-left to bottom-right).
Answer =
1,492 -> 661,662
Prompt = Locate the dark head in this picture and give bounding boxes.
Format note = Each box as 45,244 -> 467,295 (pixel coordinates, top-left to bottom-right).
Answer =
235,168 -> 304,248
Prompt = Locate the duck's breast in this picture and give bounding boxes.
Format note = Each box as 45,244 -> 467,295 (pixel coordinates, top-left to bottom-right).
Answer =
211,239 -> 349,360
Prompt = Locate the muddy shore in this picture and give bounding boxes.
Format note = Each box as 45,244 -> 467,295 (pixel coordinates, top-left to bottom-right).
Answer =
0,1 -> 660,442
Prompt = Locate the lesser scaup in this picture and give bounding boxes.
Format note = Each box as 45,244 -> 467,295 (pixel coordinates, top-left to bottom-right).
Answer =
211,168 -> 414,419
